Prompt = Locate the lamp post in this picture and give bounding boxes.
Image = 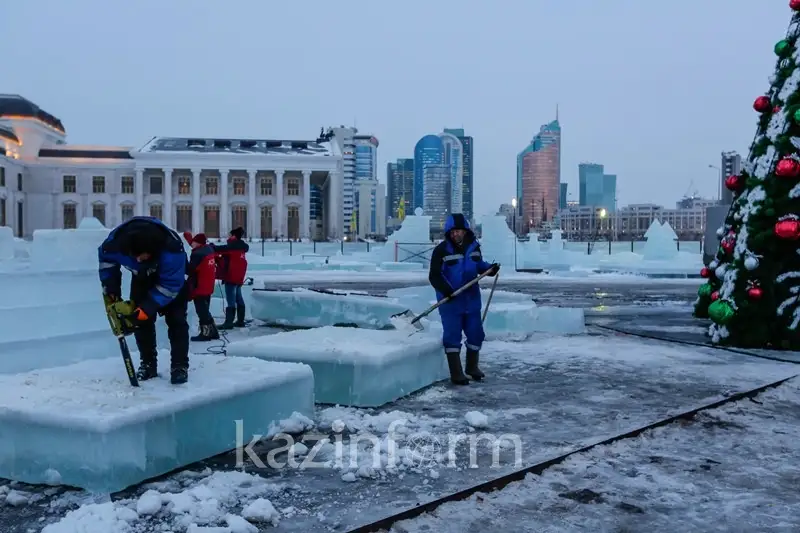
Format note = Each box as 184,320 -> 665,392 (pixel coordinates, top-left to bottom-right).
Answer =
709,164 -> 722,202
511,197 -> 518,270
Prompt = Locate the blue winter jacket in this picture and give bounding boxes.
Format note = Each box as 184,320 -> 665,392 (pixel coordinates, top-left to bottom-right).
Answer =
98,216 -> 187,317
428,214 -> 493,315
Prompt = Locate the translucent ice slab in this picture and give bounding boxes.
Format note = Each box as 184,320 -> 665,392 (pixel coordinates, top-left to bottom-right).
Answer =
250,288 -> 410,329
0,352 -> 314,493
226,326 -> 447,407
483,302 -> 585,336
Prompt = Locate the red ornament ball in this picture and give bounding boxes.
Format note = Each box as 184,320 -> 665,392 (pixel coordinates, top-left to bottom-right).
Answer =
748,286 -> 764,300
725,175 -> 742,191
775,219 -> 800,240
711,291 -> 720,301
721,239 -> 735,254
775,158 -> 800,178
700,267 -> 710,278
791,0 -> 800,11
754,96 -> 771,112
774,105 -> 782,113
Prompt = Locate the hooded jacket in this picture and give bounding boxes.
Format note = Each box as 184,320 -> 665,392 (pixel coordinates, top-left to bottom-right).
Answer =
428,213 -> 493,314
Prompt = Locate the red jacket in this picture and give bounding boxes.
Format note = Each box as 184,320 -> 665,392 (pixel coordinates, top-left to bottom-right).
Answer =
187,244 -> 217,299
214,236 -> 249,285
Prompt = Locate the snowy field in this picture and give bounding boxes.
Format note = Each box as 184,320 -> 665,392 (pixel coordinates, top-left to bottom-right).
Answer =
392,377 -> 800,533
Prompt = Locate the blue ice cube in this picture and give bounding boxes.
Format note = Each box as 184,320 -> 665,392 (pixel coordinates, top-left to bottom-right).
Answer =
226,326 -> 447,407
250,288 -> 410,329
0,352 -> 314,493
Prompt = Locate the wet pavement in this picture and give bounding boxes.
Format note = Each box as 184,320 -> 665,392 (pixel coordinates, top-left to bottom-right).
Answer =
4,277 -> 798,532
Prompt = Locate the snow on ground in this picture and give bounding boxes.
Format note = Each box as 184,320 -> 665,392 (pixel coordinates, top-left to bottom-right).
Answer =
390,377 -> 800,533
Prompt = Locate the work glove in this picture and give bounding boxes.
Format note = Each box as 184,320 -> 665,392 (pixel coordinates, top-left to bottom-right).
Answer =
486,263 -> 500,276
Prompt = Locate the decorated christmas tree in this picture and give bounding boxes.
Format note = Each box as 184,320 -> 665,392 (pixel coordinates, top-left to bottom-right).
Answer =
694,0 -> 800,349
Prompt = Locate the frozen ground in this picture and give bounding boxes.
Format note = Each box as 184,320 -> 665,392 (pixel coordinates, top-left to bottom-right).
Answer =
3,277 -> 798,533
391,377 -> 800,533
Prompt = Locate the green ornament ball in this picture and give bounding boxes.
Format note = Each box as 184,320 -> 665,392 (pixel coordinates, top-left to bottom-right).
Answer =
793,108 -> 800,123
776,40 -> 792,57
708,300 -> 735,325
698,284 -> 712,298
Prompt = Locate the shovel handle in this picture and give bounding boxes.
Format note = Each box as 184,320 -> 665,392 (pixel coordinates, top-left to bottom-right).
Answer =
411,268 -> 496,325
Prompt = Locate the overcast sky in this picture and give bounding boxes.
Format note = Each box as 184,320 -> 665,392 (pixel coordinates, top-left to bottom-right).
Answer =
3,0 -> 791,218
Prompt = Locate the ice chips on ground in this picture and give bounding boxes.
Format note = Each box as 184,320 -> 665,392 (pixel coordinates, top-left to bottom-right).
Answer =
249,288 -> 410,329
226,326 -> 448,407
0,352 -> 314,493
42,470 -> 284,533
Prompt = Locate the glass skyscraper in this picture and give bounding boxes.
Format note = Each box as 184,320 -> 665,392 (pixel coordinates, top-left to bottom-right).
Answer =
413,135 -> 444,212
579,163 -> 616,212
517,119 -> 561,232
443,128 -> 473,223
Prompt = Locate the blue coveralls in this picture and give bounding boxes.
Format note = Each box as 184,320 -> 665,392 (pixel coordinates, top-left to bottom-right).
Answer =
428,214 -> 493,355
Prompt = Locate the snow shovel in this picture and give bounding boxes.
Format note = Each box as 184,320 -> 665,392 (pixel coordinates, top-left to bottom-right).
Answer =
391,268 -> 495,331
482,272 -> 499,324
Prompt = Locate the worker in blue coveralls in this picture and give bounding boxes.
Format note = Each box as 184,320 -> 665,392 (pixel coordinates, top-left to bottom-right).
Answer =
98,216 -> 190,385
428,213 -> 500,385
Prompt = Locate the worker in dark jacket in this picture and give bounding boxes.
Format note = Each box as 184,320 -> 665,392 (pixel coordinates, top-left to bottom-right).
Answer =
99,216 -> 190,384
429,213 -> 499,385
214,226 -> 249,329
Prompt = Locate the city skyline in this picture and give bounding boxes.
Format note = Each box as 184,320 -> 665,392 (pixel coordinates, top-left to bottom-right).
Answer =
6,1 -> 787,220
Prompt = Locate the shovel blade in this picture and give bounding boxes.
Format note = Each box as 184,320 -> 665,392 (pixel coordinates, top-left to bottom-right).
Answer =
390,310 -> 426,331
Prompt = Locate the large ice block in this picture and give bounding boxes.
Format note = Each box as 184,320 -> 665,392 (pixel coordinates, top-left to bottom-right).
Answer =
483,302 -> 586,336
226,326 -> 447,407
250,288 -> 410,329
0,352 -> 314,493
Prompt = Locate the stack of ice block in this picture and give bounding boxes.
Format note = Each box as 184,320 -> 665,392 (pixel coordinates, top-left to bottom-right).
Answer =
0,352 -> 315,493
250,288 -> 410,329
226,326 -> 447,407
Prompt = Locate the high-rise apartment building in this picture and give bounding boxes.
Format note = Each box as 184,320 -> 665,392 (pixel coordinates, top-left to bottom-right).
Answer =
438,131 -> 463,215
720,151 -> 742,204
443,128 -> 473,223
326,127 -> 379,237
517,118 -> 561,233
559,183 -> 568,209
422,164 -> 451,236
413,135 -> 444,212
578,163 -> 617,212
386,158 -> 414,230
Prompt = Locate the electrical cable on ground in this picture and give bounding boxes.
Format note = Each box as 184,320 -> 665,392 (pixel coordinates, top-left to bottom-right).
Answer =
343,374 -> 797,533
590,322 -> 800,365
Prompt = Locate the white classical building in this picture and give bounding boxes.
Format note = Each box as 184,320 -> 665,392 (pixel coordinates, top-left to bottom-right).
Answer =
0,94 -> 347,240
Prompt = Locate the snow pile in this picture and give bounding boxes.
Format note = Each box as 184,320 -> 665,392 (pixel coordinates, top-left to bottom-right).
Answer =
41,470 -> 287,532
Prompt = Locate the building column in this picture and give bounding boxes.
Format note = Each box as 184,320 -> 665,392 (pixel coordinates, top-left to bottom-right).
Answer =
247,170 -> 257,239
219,169 -> 229,236
163,168 -> 173,227
275,169 -> 285,238
135,168 -> 144,216
302,170 -> 311,240
191,168 -> 201,234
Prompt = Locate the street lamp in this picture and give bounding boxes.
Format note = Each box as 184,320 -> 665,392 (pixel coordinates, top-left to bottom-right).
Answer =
709,164 -> 721,202
511,197 -> 518,270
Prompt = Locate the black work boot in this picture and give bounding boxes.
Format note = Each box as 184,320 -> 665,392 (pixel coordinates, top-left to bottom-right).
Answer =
207,322 -> 220,340
136,355 -> 158,381
465,349 -> 485,381
446,351 -> 470,385
235,305 -> 247,327
218,307 -> 236,330
170,367 -> 188,385
190,325 -> 212,342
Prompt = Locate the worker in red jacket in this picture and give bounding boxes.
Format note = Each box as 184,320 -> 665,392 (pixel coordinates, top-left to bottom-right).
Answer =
183,232 -> 220,342
214,226 -> 249,329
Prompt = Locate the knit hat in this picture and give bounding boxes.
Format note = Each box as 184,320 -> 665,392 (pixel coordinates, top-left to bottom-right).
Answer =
191,233 -> 207,245
230,227 -> 245,240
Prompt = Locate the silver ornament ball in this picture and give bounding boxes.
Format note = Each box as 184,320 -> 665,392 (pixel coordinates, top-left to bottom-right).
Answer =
744,256 -> 759,270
